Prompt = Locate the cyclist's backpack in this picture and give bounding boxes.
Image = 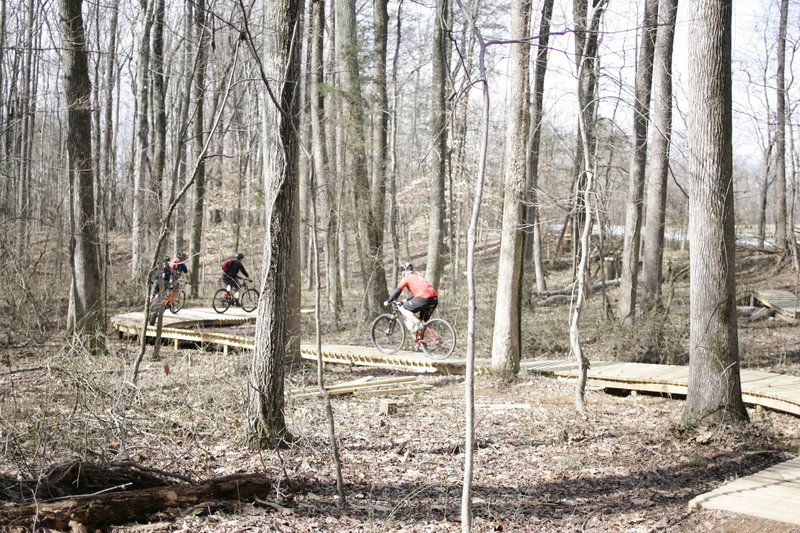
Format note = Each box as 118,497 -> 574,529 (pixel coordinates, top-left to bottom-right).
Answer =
221,258 -> 235,272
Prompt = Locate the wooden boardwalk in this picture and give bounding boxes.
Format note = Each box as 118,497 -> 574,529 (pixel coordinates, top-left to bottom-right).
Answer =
112,307 -> 800,526
753,288 -> 800,319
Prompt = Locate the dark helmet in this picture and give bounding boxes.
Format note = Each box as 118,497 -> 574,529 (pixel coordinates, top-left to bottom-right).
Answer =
236,252 -> 245,260
176,251 -> 188,260
400,262 -> 413,273
162,256 -> 171,263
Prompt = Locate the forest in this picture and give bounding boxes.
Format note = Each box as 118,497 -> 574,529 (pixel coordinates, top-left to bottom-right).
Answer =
2,0 -> 800,530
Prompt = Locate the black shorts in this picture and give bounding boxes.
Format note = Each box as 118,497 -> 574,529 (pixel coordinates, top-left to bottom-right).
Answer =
221,273 -> 242,289
403,296 -> 438,321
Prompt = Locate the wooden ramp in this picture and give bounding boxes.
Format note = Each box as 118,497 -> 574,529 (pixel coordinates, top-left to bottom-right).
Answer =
753,289 -> 800,319
521,360 -> 800,417
688,457 -> 800,525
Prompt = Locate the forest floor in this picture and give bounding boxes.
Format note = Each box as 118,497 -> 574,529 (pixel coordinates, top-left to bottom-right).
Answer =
2,246 -> 800,532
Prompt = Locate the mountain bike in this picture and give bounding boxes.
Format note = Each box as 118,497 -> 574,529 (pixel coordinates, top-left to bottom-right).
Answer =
148,280 -> 186,325
370,300 -> 456,359
212,278 -> 258,313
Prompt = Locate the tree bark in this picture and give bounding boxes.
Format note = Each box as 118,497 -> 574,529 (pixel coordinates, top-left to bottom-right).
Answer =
425,0 -> 450,288
641,0 -> 678,312
335,0 -> 386,315
523,0 -> 555,295
60,0 -> 105,354
684,0 -> 748,425
774,0 -> 789,251
189,0 -> 208,299
130,0 -> 153,280
491,0 -> 531,376
309,0 -> 341,324
617,0 -> 659,322
246,0 -> 303,448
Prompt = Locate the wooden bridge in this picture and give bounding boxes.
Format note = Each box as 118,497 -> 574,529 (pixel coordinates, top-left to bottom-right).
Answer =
112,306 -> 800,526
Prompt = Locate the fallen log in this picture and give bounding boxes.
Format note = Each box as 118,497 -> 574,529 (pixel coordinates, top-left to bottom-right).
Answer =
0,473 -> 272,530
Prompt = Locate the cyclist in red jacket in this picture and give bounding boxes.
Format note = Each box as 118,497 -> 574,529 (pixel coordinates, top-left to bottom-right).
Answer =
384,262 -> 438,332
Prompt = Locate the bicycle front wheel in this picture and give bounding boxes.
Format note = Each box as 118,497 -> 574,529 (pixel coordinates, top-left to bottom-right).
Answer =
370,314 -> 405,354
212,288 -> 231,313
241,288 -> 259,312
420,318 -> 456,359
169,290 -> 186,313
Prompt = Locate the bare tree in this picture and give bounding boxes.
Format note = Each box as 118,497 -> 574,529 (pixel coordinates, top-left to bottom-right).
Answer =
641,0 -> 678,311
523,0 -> 555,296
774,0 -> 789,252
131,0 -> 154,280
245,0 -> 303,447
491,0 -> 531,376
684,0 -> 748,425
189,0 -> 209,298
617,0 -> 659,322
335,0 -> 386,314
309,0 -> 341,324
425,0 -> 450,287
60,0 -> 105,354
570,0 -> 607,414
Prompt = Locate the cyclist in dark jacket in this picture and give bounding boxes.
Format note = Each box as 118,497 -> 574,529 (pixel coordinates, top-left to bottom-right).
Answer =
220,252 -> 251,304
151,257 -> 174,297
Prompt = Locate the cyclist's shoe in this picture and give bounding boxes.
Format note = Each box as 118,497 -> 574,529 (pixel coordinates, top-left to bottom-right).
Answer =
233,299 -> 240,306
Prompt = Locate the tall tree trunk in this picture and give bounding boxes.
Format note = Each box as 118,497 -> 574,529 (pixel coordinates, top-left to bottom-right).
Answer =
774,0 -> 789,251
335,0 -> 385,314
189,0 -> 208,298
151,0 -> 167,221
617,0 -> 659,322
683,0 -> 748,425
131,0 -> 153,280
387,0 -> 404,283
60,0 -> 105,354
170,1 -> 197,253
425,0 -> 450,287
309,0 -> 341,324
523,0 -> 555,296
641,0 -> 678,312
14,0 -> 36,260
491,0 -> 531,376
246,0 -> 303,448
371,0 -> 389,294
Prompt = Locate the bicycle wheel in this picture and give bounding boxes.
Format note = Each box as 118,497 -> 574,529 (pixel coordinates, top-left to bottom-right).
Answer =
241,288 -> 259,312
370,314 -> 405,354
169,290 -> 186,313
419,318 -> 456,359
212,288 -> 232,313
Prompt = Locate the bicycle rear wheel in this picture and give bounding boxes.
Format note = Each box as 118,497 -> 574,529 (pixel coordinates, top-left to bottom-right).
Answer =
212,288 -> 232,313
241,288 -> 259,312
370,314 -> 405,354
169,290 -> 186,313
419,318 -> 456,359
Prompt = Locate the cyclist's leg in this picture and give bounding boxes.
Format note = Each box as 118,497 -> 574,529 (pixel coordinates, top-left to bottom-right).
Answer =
403,298 -> 431,330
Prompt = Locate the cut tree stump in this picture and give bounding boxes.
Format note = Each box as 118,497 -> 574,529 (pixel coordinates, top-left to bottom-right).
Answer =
0,473 -> 272,530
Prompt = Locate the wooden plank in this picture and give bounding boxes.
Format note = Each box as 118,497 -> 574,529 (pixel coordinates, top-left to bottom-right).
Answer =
689,457 -> 800,525
753,289 -> 800,318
